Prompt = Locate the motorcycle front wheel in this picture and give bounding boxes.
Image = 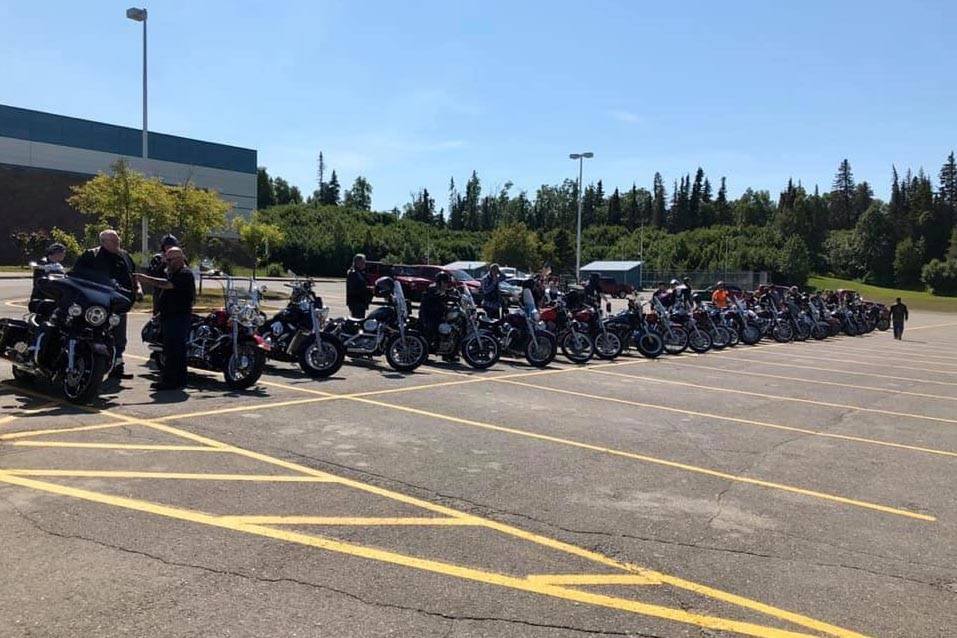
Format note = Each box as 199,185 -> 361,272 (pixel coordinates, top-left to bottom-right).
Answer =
61,346 -> 108,404
740,324 -> 762,345
461,333 -> 500,369
662,326 -> 689,355
877,318 -> 890,331
793,322 -> 810,342
386,333 -> 429,372
524,331 -> 557,368
560,330 -> 593,364
593,330 -> 623,360
709,326 -> 731,349
225,343 -> 266,390
298,334 -> 345,378
772,323 -> 794,343
633,330 -> 664,359
812,322 -> 829,340
725,327 -> 739,347
688,329 -> 713,353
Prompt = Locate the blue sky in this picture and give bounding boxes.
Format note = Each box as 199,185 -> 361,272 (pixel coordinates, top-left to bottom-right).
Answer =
2,0 -> 955,211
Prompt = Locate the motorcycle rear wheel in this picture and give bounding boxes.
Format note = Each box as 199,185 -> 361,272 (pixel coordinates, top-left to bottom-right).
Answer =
298,334 -> 345,378
662,326 -> 689,355
688,329 -> 713,353
634,330 -> 664,359
461,333 -> 500,369
560,330 -> 593,364
725,327 -> 739,347
877,318 -> 890,331
386,333 -> 429,372
525,331 -> 557,368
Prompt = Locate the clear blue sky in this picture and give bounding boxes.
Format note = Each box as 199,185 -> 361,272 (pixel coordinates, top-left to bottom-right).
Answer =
2,1 -> 955,211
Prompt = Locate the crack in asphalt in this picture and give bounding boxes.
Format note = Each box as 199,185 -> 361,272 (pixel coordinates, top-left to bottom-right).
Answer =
5,501 -> 654,638
266,446 -> 956,593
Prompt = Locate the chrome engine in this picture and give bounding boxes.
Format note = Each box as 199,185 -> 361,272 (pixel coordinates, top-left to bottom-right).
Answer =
188,324 -> 221,360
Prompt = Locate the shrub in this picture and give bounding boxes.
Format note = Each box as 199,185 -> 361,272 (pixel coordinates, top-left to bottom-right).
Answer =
265,262 -> 284,277
219,260 -> 234,276
921,259 -> 957,296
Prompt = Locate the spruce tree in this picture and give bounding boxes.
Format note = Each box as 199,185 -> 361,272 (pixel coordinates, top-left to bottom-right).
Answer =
829,159 -> 856,228
714,177 -> 731,224
607,188 -> 622,226
652,173 -> 666,228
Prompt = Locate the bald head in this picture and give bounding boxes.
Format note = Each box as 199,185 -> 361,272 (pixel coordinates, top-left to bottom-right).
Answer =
99,230 -> 120,254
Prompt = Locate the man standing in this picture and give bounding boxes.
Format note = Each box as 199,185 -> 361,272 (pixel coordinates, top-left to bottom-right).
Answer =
711,281 -> 730,309
73,230 -> 137,378
29,243 -> 67,313
346,253 -> 371,318
135,247 -> 195,390
147,234 -> 179,312
889,297 -> 909,340
480,263 -> 504,319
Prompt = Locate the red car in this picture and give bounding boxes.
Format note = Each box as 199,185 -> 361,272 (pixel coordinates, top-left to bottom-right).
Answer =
364,263 -> 482,301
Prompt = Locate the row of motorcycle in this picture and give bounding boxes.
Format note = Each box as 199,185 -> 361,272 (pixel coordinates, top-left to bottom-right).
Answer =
0,268 -> 887,405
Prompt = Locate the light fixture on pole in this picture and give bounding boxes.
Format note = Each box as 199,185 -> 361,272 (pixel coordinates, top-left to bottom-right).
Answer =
126,7 -> 149,264
568,152 -> 594,281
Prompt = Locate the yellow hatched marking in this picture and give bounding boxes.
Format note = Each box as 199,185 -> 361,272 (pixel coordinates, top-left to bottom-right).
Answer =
0,471 -> 865,638
527,573 -> 662,586
721,354 -> 957,388
351,390 -> 936,522
218,516 -> 479,526
8,441 -> 225,452
660,359 -> 957,403
1,470 -> 337,482
591,368 -> 957,426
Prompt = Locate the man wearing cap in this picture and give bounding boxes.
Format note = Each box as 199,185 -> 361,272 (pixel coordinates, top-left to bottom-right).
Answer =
147,235 -> 180,313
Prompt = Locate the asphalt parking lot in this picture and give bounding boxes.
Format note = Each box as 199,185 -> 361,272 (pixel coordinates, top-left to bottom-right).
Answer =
1,276 -> 956,637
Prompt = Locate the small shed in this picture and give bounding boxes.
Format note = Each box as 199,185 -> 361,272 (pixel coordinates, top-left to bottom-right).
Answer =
580,260 -> 643,288
444,261 -> 489,278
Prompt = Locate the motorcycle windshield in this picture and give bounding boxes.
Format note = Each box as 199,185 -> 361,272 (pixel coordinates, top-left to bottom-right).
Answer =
42,272 -> 132,314
393,282 -> 408,319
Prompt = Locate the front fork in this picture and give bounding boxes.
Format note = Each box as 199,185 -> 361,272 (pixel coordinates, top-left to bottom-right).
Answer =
66,338 -> 76,373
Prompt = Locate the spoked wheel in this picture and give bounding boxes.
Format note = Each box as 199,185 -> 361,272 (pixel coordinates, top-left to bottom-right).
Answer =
298,334 -> 345,378
461,333 -> 500,369
688,329 -> 713,353
560,330 -> 593,364
61,346 -> 108,404
386,333 -> 429,372
772,323 -> 794,343
225,343 -> 267,390
593,330 -> 623,360
633,330 -> 664,358
740,324 -> 761,345
709,327 -> 731,349
662,326 -> 688,355
524,331 -> 557,368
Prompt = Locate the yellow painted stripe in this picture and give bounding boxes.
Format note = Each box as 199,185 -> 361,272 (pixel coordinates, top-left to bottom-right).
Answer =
355,389 -> 935,522
753,349 -> 957,377
723,354 -> 957,388
0,472 -> 864,638
907,321 -> 957,331
218,516 -> 479,526
0,421 -> 141,440
2,470 -> 336,482
591,368 -> 957,426
8,441 -> 224,452
821,343 -> 957,368
660,359 -> 957,403
527,573 -> 661,586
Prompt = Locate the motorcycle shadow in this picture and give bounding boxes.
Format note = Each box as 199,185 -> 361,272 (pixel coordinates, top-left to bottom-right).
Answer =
342,356 -> 416,379
134,368 -> 272,401
0,380 -> 119,414
266,365 -> 348,383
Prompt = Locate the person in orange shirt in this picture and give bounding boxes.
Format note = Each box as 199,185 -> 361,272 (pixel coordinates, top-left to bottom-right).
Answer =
711,281 -> 730,309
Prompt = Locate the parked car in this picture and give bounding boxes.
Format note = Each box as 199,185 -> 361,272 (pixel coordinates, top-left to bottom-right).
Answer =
596,277 -> 634,298
363,263 -> 482,302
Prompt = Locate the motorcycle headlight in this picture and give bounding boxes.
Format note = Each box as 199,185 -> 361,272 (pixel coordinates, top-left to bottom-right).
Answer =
84,305 -> 108,326
68,303 -> 83,317
298,299 -> 312,312
108,313 -> 121,328
363,318 -> 379,332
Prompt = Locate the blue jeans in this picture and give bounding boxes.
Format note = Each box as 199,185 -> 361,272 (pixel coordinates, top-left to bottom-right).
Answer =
893,321 -> 904,339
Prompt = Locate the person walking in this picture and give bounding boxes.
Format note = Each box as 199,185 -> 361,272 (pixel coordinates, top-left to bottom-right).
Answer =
135,247 -> 195,391
73,230 -> 138,378
889,297 -> 909,340
346,253 -> 371,318
480,263 -> 505,319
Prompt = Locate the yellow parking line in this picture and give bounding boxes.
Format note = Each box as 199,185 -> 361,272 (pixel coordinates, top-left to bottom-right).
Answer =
720,354 -> 957,388
218,516 -> 479,526
347,392 -> 935,521
0,421 -> 140,441
809,345 -> 957,371
8,441 -> 225,452
657,359 -> 957,403
508,373 -> 956,458
1,470 -> 337,481
751,349 -> 957,377
821,343 -> 957,367
527,573 -> 661,586
0,471 -> 867,638
907,321 -> 957,331
590,369 -> 957,426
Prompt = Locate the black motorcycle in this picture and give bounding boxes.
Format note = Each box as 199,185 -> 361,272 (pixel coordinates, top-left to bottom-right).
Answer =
143,278 -> 269,390
604,296 -> 665,358
415,286 -> 501,369
0,266 -> 131,403
479,292 -> 556,368
259,278 -> 344,377
325,278 -> 429,372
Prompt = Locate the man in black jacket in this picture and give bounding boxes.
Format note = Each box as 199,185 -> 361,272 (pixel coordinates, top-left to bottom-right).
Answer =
147,234 -> 179,312
346,253 -> 371,318
73,230 -> 138,378
889,297 -> 909,340
135,247 -> 195,390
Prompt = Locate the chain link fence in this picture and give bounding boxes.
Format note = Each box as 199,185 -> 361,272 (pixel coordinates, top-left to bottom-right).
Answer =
639,270 -> 768,291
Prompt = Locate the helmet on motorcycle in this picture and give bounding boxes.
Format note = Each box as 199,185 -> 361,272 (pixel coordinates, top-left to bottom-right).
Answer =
374,276 -> 395,297
715,281 -> 725,289
435,271 -> 452,286
670,279 -> 680,286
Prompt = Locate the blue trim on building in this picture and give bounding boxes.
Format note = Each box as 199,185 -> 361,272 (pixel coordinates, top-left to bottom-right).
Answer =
0,104 -> 256,174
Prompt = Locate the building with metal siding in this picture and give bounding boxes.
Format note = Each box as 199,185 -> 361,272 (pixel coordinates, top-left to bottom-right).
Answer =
0,104 -> 257,262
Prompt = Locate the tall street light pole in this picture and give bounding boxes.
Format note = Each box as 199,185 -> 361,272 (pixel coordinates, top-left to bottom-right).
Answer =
568,152 -> 594,281
126,7 -> 149,264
